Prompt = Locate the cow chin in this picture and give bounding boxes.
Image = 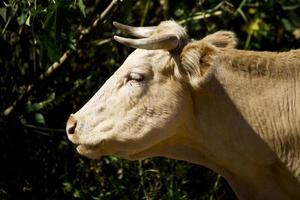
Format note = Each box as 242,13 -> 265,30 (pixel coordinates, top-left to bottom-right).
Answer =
76,144 -> 103,159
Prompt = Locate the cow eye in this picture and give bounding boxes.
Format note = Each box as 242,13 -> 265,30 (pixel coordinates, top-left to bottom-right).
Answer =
128,72 -> 144,82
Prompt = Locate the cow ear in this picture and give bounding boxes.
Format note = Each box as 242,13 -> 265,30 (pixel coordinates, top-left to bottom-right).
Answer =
180,41 -> 217,89
202,31 -> 237,49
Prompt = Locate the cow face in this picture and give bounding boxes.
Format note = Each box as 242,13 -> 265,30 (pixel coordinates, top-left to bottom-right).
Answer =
66,21 -> 236,159
66,48 -> 192,159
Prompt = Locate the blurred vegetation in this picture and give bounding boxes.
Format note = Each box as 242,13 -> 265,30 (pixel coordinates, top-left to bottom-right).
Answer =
0,0 -> 299,199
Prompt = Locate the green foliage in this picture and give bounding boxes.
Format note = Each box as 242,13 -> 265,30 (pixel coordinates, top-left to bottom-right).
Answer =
0,0 -> 299,199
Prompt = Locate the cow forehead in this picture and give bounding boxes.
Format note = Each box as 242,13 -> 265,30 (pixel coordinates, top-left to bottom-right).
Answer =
122,49 -> 172,70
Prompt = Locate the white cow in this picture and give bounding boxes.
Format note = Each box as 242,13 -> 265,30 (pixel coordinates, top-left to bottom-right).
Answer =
66,21 -> 300,199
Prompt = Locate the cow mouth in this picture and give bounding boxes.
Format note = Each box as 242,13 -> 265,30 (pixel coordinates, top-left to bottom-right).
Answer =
76,144 -> 95,150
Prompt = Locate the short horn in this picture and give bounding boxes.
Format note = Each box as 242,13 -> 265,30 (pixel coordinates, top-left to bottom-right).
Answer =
113,34 -> 179,51
113,21 -> 156,38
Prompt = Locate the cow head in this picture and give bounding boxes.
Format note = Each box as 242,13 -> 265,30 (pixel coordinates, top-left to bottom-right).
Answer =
66,21 -> 236,159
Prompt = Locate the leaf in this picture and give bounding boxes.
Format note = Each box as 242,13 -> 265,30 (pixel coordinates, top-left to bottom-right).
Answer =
281,18 -> 293,31
245,18 -> 269,37
34,113 -> 45,124
282,4 -> 300,11
248,8 -> 256,15
73,190 -> 81,198
25,102 -> 43,113
39,34 -> 60,61
68,39 -> 76,51
17,12 -> 28,25
30,5 -> 46,18
0,7 -> 7,21
44,8 -> 55,30
62,182 -> 72,193
175,8 -> 184,17
91,38 -> 112,46
247,18 -> 261,34
77,0 -> 86,17
25,15 -> 31,26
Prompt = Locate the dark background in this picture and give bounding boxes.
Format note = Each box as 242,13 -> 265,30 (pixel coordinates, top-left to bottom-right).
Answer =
1,0 -> 299,199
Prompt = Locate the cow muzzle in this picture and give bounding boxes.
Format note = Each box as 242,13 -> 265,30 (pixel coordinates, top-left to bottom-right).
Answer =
66,114 -> 81,144
66,114 -> 77,134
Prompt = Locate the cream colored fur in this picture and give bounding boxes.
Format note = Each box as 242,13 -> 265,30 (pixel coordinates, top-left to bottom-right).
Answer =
67,21 -> 300,199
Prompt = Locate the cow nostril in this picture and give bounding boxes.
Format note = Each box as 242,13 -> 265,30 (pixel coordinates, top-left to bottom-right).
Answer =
67,115 -> 77,135
68,122 -> 77,134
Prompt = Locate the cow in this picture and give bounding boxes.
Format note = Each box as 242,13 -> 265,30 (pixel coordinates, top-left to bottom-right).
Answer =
66,20 -> 300,199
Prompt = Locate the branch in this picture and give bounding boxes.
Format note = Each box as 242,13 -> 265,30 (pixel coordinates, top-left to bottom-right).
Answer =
2,51 -> 71,117
23,123 -> 65,133
178,1 -> 225,25
79,0 -> 120,42
1,0 -> 121,118
178,10 -> 223,25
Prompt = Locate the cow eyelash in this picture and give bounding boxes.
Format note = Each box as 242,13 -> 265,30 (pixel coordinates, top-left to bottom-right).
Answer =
127,72 -> 144,82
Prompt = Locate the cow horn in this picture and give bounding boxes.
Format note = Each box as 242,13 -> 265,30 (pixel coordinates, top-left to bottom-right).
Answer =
113,21 -> 156,38
113,34 -> 180,51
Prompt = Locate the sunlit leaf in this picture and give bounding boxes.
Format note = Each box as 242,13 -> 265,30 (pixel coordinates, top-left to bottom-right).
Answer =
281,18 -> 293,31
73,190 -> 81,198
246,18 -> 261,34
62,182 -> 72,193
77,0 -> 86,17
17,13 -> 28,25
0,7 -> 7,21
34,113 -> 45,124
25,102 -> 43,113
175,8 -> 184,17
25,15 -> 30,26
248,8 -> 256,14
